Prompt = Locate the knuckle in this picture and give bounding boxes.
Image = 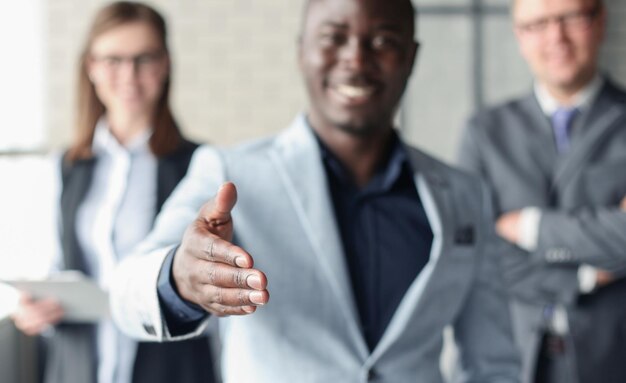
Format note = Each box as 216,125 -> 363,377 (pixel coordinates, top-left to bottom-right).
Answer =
215,288 -> 224,305
206,265 -> 218,284
237,289 -> 247,305
233,270 -> 245,287
226,244 -> 236,263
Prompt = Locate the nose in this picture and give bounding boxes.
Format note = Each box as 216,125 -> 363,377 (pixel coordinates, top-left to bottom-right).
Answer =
118,58 -> 140,80
545,18 -> 568,42
339,37 -> 369,71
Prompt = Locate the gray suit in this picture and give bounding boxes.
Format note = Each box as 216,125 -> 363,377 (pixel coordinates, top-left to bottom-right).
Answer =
458,79 -> 626,383
111,114 -> 520,383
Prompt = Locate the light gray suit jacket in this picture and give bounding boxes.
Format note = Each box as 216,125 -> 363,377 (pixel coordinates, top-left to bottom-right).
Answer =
111,114 -> 520,383
458,79 -> 626,383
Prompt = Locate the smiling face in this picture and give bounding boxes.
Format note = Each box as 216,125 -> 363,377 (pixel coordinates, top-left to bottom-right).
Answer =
87,21 -> 169,119
513,0 -> 605,97
298,0 -> 418,137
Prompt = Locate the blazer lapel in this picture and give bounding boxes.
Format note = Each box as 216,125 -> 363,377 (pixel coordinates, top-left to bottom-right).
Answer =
520,95 -> 560,176
369,147 -> 458,360
269,115 -> 368,358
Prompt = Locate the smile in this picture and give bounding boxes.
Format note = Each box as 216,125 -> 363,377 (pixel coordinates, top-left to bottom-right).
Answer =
330,83 -> 377,105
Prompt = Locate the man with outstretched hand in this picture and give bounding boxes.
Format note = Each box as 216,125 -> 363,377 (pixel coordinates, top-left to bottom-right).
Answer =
111,0 -> 520,381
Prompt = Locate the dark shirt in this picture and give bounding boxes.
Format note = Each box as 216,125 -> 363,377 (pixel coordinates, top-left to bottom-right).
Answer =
157,130 -> 433,348
319,133 -> 432,350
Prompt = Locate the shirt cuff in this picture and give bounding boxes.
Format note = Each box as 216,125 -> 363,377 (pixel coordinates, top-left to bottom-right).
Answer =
578,264 -> 598,294
517,207 -> 541,251
157,246 -> 207,324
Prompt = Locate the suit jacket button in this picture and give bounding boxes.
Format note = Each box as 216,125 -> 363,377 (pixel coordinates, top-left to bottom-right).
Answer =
367,368 -> 378,381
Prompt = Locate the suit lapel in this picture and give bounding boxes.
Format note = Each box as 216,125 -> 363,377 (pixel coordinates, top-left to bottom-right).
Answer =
552,81 -> 626,190
520,95 -> 560,176
369,147 -> 457,360
269,115 -> 368,358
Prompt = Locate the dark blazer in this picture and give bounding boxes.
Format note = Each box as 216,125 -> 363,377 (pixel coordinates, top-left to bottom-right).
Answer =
44,139 -> 217,383
458,78 -> 626,383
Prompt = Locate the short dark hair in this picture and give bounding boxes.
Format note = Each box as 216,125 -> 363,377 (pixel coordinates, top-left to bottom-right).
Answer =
300,0 -> 417,38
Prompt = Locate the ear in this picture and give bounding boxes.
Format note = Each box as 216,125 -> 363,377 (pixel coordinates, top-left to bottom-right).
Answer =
408,40 -> 419,74
85,58 -> 97,83
162,53 -> 171,82
597,4 -> 607,42
401,39 -> 419,79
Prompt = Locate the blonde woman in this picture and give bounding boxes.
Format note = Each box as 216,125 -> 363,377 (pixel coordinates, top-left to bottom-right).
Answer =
11,2 -> 216,383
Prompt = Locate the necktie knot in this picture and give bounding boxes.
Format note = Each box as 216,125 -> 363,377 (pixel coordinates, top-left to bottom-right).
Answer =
551,107 -> 578,153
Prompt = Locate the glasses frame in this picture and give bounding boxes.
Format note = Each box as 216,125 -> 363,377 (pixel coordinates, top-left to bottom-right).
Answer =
515,4 -> 602,35
89,50 -> 167,75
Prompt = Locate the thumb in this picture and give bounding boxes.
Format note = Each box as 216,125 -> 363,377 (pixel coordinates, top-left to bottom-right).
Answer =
214,182 -> 237,217
200,182 -> 238,225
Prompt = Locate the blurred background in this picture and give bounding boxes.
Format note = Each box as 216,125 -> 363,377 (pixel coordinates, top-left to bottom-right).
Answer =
1,0 -> 626,381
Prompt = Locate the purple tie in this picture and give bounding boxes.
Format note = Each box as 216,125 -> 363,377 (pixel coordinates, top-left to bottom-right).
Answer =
551,107 -> 578,153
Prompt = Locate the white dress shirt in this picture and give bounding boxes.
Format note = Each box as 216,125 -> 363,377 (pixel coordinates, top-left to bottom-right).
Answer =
73,119 -> 157,383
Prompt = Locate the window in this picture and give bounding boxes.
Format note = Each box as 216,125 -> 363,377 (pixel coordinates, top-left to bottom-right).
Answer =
401,0 -> 530,161
0,0 -> 56,313
0,0 -> 45,151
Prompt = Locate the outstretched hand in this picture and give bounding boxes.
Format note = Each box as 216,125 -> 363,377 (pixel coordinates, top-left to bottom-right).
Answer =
172,182 -> 269,317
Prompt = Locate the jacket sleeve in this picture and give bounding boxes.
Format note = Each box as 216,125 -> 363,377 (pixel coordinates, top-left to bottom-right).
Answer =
110,146 -> 225,341
534,207 -> 626,272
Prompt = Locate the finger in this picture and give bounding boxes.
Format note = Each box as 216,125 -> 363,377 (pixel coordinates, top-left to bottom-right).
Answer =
203,263 -> 267,290
198,182 -> 238,227
17,298 -> 64,321
199,285 -> 269,308
13,304 -> 64,336
204,236 -> 253,268
184,234 -> 253,268
203,304 -> 258,317
17,292 -> 35,305
212,182 -> 237,220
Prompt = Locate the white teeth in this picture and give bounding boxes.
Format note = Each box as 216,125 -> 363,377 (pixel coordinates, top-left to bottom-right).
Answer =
335,84 -> 374,98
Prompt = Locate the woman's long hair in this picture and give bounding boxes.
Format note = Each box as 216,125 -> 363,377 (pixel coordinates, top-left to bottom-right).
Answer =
66,1 -> 183,162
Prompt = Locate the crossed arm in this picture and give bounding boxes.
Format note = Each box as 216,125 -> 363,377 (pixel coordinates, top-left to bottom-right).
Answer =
497,196 -> 626,275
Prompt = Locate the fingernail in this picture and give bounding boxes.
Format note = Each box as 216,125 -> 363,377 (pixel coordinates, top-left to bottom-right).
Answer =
235,257 -> 248,268
242,306 -> 256,314
249,291 -> 266,305
247,275 -> 262,289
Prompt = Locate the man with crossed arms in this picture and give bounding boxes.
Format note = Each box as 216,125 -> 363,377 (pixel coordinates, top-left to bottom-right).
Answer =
459,0 -> 626,382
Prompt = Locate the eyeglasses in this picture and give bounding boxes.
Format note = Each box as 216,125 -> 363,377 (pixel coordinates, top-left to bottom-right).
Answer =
515,5 -> 601,35
90,50 -> 166,74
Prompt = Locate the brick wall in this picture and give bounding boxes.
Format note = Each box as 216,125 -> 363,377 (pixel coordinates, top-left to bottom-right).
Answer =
46,0 -> 626,155
46,0 -> 306,149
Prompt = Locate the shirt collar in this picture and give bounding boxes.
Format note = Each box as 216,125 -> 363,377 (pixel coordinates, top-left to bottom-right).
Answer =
534,74 -> 604,116
92,117 -> 153,156
309,121 -> 410,193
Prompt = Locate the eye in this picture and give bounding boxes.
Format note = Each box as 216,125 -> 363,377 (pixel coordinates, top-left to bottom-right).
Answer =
561,10 -> 590,27
319,30 -> 347,47
135,53 -> 160,66
518,18 -> 549,33
101,56 -> 123,67
371,34 -> 402,50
